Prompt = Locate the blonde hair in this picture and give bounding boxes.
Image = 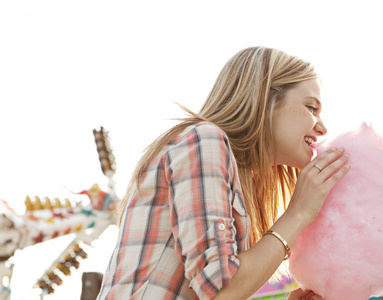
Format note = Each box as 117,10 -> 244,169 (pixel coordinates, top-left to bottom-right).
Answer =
118,46 -> 317,246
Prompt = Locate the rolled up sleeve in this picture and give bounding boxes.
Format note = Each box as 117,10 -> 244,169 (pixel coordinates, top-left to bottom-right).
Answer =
166,123 -> 242,300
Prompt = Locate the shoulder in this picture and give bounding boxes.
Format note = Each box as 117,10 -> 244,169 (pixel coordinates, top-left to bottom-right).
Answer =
178,122 -> 229,143
167,122 -> 232,161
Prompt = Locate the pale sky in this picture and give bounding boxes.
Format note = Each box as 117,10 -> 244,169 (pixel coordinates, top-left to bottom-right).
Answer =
1,1 -> 383,299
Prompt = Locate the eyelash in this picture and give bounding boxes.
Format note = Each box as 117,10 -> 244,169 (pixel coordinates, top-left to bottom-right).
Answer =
306,105 -> 318,114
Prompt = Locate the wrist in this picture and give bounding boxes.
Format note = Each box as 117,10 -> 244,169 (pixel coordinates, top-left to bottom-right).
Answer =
269,209 -> 310,251
284,206 -> 313,230
264,230 -> 291,260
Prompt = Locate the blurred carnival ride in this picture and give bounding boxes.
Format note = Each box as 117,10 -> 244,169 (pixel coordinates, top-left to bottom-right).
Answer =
0,127 -> 118,299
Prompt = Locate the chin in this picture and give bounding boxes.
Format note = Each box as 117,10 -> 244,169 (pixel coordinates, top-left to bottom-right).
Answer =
277,149 -> 313,169
292,156 -> 312,170
287,163 -> 304,170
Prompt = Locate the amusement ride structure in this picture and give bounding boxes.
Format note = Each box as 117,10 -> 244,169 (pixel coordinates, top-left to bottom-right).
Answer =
0,127 -> 118,299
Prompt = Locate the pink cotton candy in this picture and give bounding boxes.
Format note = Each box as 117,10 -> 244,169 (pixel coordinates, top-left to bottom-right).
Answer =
289,123 -> 383,300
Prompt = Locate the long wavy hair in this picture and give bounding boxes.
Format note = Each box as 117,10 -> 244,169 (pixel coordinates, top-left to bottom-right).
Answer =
117,46 -> 318,246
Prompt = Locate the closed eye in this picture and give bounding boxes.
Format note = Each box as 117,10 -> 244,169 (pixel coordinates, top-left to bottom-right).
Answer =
306,105 -> 318,114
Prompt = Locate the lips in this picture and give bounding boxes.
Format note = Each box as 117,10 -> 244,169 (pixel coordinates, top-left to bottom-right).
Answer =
304,136 -> 317,146
304,136 -> 318,159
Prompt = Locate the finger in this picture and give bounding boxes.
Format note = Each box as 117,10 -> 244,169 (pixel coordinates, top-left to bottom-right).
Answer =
310,147 -> 346,174
304,292 -> 323,300
288,288 -> 315,299
319,152 -> 350,178
324,159 -> 351,188
309,147 -> 338,166
305,147 -> 339,171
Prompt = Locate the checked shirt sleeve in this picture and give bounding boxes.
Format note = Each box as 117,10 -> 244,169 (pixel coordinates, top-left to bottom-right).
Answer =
165,123 -> 244,300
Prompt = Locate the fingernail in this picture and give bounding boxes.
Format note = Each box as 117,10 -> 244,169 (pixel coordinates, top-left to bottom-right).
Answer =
331,147 -> 337,151
339,147 -> 345,152
344,153 -> 351,158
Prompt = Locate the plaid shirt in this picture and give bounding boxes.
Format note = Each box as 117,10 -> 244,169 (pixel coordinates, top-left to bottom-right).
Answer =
98,122 -> 250,300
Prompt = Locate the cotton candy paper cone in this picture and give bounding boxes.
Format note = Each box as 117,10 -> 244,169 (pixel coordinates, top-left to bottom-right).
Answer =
289,123 -> 383,300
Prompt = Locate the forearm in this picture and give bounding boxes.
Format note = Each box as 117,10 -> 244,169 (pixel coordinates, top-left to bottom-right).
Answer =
213,148 -> 351,299
213,210 -> 309,300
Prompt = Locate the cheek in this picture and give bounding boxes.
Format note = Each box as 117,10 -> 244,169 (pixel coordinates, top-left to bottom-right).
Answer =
297,112 -> 317,134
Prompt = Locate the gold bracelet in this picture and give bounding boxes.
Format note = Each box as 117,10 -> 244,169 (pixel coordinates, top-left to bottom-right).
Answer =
264,230 -> 291,260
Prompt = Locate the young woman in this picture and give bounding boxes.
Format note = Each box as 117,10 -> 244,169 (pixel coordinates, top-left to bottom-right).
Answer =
97,47 -> 350,300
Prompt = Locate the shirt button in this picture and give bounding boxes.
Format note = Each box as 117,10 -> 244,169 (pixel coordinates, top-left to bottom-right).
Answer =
218,223 -> 225,231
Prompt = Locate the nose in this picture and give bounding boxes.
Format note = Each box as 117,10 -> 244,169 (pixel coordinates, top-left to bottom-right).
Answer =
315,118 -> 327,136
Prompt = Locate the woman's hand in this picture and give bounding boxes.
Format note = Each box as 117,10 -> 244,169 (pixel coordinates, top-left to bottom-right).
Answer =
287,147 -> 351,227
287,288 -> 322,300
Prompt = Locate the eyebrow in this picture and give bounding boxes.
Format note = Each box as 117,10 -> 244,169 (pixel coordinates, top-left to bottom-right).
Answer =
305,96 -> 322,107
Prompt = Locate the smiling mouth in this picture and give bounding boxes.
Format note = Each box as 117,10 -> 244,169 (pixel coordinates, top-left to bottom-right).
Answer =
304,136 -> 318,158
304,136 -> 316,147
